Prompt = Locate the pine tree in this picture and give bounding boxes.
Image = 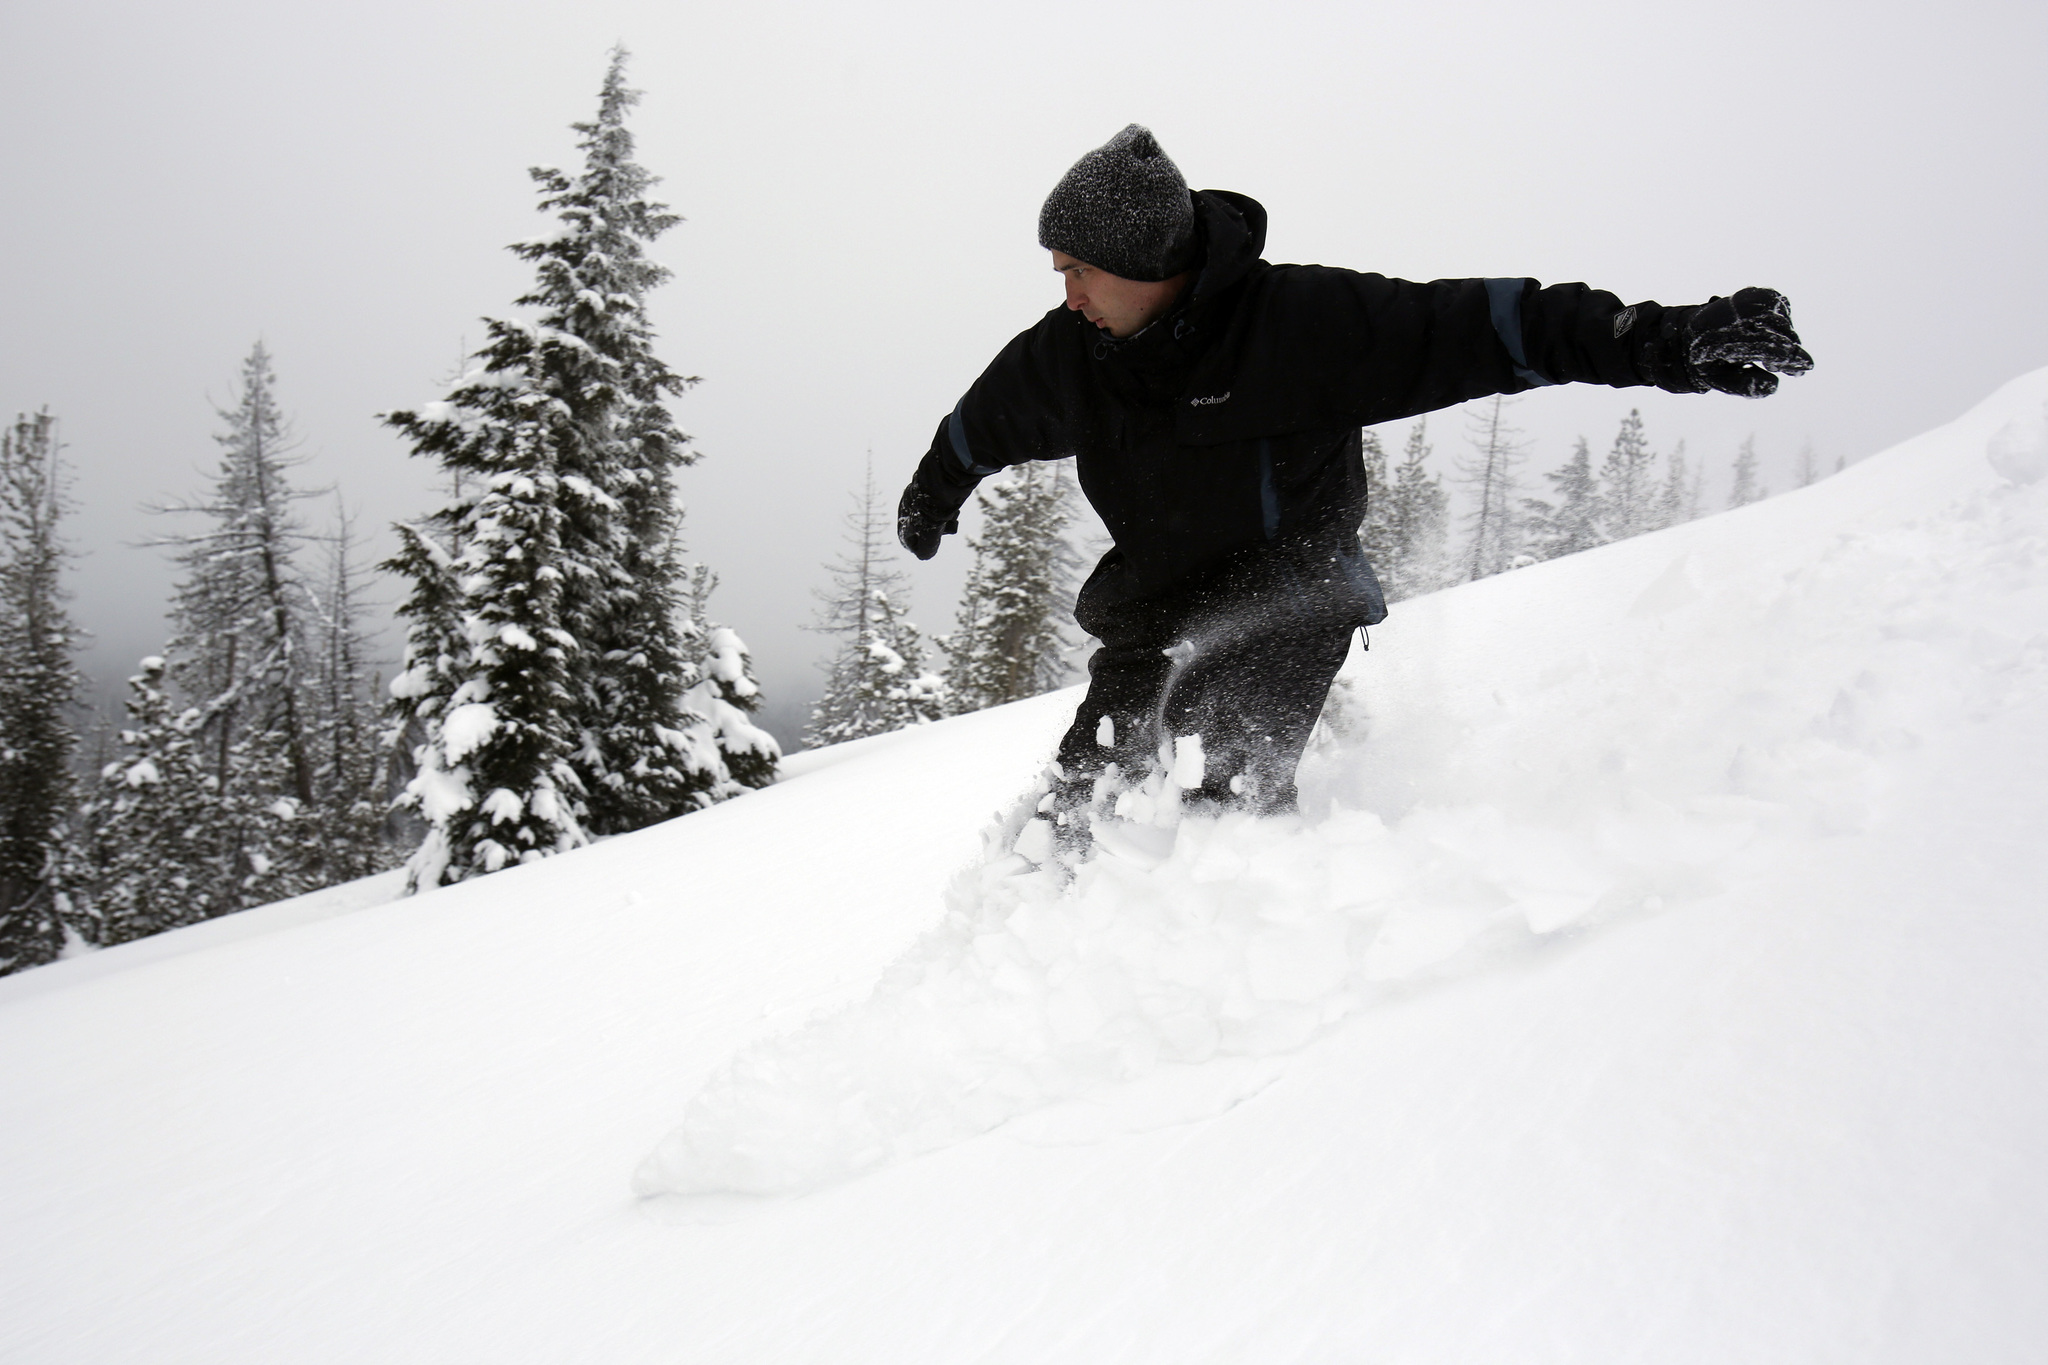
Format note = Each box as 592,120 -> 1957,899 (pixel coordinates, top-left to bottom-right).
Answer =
1521,435 -> 1603,562
531,50 -> 709,837
0,411 -> 86,974
1796,441 -> 1819,488
305,505 -> 397,882
1357,427 -> 1398,573
1728,435 -> 1763,509
1598,408 -> 1660,541
165,346 -> 315,799
804,464 -> 949,746
384,48 -> 745,888
808,588 -> 948,746
1457,395 -> 1526,581
946,460 -> 1082,713
680,565 -> 779,793
380,404 -> 598,889
146,343 -> 328,909
1379,420 -> 1451,602
1656,439 -> 1692,530
73,659 -> 240,946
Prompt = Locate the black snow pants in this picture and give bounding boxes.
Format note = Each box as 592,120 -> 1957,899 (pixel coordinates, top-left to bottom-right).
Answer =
1055,529 -> 1377,815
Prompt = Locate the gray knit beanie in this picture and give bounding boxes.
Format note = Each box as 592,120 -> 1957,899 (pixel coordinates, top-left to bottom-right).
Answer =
1037,124 -> 1198,283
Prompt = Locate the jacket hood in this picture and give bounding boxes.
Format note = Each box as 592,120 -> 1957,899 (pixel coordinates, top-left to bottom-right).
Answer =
1067,189 -> 1267,368
1189,190 -> 1267,304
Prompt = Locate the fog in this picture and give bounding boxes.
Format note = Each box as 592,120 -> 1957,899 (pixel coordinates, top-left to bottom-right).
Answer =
3,0 -> 2042,745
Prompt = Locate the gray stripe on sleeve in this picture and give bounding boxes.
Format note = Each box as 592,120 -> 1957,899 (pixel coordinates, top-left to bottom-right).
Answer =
1485,278 -> 1558,388
949,399 -> 998,476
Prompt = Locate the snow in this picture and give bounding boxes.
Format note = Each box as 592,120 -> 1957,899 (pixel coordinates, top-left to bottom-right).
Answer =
479,787 -> 523,824
637,403 -> 2048,1196
386,663 -> 432,700
1988,400 -> 2048,485
438,700 -> 498,763
404,753 -> 473,824
703,624 -> 756,691
4,371 -> 2048,1360
0,868 -> 407,1004
868,638 -> 907,674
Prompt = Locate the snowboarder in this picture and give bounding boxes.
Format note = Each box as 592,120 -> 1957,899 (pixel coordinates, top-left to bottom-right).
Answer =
895,124 -> 1811,840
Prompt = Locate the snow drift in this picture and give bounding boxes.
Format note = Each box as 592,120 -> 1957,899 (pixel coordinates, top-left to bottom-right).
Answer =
635,381 -> 2048,1199
3,374 -> 2046,1364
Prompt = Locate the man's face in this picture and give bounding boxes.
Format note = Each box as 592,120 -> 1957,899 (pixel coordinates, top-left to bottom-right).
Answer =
1051,251 -> 1189,339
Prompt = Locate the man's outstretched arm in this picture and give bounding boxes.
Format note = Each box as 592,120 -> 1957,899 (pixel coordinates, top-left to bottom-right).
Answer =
1516,281 -> 1813,399
1178,272 -> 1815,438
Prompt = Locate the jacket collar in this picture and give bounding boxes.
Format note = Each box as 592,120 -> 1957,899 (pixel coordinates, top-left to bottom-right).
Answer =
1081,190 -> 1267,365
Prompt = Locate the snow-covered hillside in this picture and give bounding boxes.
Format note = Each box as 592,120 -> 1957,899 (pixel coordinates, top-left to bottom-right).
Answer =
5,373 -> 2047,1363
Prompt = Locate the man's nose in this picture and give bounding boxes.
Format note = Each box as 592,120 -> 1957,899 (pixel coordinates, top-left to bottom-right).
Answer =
1063,278 -> 1086,311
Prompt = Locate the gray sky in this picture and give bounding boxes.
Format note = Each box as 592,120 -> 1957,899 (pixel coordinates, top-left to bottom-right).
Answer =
3,0 -> 2043,745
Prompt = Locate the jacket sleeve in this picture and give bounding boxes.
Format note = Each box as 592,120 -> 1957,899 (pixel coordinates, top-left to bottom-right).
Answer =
1344,274 -> 1668,424
1180,269 -> 1664,441
1511,279 -> 1677,393
908,310 -> 1085,514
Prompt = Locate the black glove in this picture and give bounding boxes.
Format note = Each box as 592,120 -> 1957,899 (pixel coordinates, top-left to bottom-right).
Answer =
896,481 -> 959,561
1638,287 -> 1814,398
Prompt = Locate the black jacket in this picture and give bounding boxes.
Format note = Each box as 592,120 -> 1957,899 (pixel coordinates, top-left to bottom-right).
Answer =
910,189 -> 1671,627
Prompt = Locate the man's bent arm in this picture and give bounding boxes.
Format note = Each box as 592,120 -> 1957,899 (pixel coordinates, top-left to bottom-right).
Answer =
905,314 -> 1080,523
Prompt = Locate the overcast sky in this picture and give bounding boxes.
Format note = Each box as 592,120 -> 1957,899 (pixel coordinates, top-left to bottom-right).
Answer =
3,0 -> 2043,743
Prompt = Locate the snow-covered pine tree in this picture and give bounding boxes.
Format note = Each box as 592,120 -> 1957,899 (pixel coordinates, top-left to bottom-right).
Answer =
380,397 -> 599,888
809,587 -> 949,746
306,505 -> 396,882
946,460 -> 1082,714
147,343 -> 327,908
1521,435 -> 1603,562
380,514 -> 462,866
1597,408 -> 1660,542
1356,427 -> 1398,572
1795,441 -> 1819,488
1728,435 -> 1763,508
681,565 -> 780,792
73,658 -> 240,946
0,411 -> 86,975
1379,420 -> 1451,602
1457,395 -> 1526,581
384,48 -> 743,887
804,464 -> 949,746
528,50 -> 711,837
1656,439 -> 1692,530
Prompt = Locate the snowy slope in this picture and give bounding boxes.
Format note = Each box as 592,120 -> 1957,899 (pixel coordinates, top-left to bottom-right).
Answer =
4,372 -> 2047,1363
